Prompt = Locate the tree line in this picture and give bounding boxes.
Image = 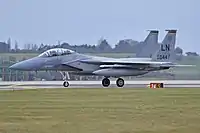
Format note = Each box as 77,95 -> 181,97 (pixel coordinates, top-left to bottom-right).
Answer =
0,37 -> 187,55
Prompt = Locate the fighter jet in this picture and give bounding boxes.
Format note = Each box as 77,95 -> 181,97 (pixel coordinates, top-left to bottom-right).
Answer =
9,29 -> 192,87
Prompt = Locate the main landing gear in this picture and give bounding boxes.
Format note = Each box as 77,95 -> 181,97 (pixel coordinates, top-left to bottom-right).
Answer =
60,71 -> 125,88
102,78 -> 110,87
102,77 -> 125,87
60,71 -> 70,87
116,78 -> 124,87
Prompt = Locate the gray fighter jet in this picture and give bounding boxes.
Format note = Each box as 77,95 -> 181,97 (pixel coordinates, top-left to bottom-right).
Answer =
9,30 -> 192,87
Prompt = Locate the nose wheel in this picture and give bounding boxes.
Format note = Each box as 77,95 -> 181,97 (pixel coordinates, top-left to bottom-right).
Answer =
116,78 -> 124,87
60,71 -> 70,87
102,78 -> 110,87
63,81 -> 69,87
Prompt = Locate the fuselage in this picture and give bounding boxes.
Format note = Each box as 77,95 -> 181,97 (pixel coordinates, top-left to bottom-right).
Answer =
9,51 -> 169,77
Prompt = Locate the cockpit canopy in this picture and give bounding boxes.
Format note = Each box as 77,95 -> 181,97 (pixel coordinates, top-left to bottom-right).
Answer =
38,48 -> 75,57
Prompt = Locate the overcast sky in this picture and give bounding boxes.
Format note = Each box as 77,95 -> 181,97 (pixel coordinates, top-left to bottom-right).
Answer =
0,0 -> 199,52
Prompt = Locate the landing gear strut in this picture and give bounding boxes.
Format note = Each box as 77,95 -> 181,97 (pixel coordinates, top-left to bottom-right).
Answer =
102,77 -> 110,87
60,71 -> 70,87
116,78 -> 124,87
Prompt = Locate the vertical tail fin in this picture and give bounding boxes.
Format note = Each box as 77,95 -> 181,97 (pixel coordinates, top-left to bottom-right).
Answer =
152,29 -> 177,62
136,30 -> 159,58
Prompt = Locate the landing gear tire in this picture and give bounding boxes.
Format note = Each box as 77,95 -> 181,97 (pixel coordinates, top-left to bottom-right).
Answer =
102,78 -> 110,87
116,78 -> 124,87
63,81 -> 69,87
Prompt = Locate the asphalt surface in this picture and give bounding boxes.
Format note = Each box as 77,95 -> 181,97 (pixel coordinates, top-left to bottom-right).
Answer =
1,80 -> 200,90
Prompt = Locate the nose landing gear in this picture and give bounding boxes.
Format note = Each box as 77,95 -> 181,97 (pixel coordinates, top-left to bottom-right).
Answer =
60,71 -> 70,87
63,81 -> 69,87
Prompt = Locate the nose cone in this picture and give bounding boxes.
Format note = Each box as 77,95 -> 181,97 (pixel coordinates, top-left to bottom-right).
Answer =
9,57 -> 44,71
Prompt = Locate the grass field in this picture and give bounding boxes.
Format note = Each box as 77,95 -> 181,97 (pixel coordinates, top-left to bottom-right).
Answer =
0,88 -> 200,133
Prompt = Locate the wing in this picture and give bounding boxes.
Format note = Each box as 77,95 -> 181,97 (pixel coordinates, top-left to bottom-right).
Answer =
80,58 -> 194,69
80,58 -> 171,66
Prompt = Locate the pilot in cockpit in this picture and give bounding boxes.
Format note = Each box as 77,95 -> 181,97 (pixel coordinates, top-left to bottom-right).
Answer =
38,48 -> 74,57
